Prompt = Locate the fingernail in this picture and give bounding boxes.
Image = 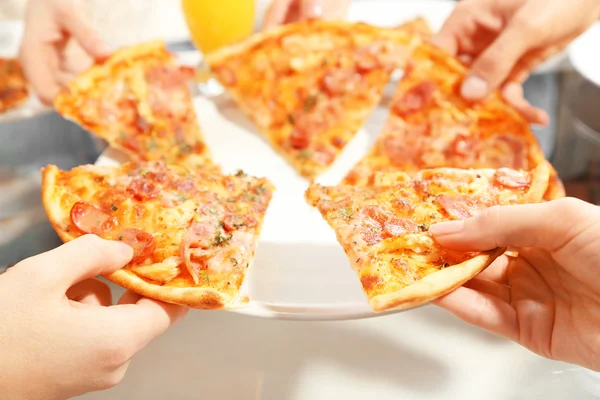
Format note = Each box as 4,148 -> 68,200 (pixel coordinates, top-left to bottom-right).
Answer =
429,220 -> 465,236
95,41 -> 114,58
461,76 -> 489,100
309,4 -> 323,18
113,240 -> 134,259
535,110 -> 550,126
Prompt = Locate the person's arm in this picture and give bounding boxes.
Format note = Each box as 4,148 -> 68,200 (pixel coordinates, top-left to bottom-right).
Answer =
19,0 -> 112,104
430,198 -> 600,371
262,0 -> 351,30
432,0 -> 600,124
0,235 -> 188,399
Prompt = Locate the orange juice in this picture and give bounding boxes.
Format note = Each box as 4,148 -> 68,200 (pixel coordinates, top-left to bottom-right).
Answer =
181,0 -> 255,54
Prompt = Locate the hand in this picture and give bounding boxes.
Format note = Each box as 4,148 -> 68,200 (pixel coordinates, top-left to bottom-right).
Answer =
0,235 -> 188,400
429,198 -> 600,371
262,0 -> 351,30
432,0 -> 600,125
19,0 -> 112,104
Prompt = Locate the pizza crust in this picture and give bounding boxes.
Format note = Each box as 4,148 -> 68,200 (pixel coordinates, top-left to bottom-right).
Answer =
369,248 -> 505,312
41,165 -> 248,310
205,20 -> 384,65
525,160 -> 551,202
55,40 -> 171,97
106,269 -> 248,309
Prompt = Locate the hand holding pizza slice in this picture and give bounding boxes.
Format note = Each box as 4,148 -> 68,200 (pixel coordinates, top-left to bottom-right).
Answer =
343,41 -> 565,201
42,161 -> 274,309
307,161 -> 550,312
430,196 -> 600,372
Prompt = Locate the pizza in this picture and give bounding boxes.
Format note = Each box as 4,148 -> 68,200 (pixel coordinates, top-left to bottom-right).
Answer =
41,161 -> 274,309
306,161 -> 550,312
343,42 -> 565,200
54,41 -> 215,171
0,58 -> 28,114
394,17 -> 432,38
206,20 -> 423,179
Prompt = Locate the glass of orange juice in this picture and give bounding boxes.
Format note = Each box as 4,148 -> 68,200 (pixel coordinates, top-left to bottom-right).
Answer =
181,0 -> 256,96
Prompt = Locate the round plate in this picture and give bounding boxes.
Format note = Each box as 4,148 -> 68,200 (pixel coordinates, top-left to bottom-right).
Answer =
97,95 -> 416,320
568,21 -> 600,87
0,20 -> 51,124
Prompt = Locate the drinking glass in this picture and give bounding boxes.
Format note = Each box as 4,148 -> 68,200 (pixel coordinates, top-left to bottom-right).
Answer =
181,0 -> 256,97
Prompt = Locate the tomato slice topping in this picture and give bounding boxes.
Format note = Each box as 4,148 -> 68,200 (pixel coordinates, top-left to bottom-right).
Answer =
117,228 -> 155,264
70,202 -> 113,234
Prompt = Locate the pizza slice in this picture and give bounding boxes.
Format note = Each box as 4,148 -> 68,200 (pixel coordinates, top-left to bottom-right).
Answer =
307,161 -> 550,312
206,20 -> 422,179
343,42 -> 565,200
394,17 -> 432,38
0,58 -> 29,114
54,41 -> 215,171
41,161 -> 274,309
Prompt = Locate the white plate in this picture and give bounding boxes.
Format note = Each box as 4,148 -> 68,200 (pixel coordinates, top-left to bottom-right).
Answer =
568,21 -> 600,87
348,0 -> 568,75
97,95 -> 415,320
0,20 -> 51,124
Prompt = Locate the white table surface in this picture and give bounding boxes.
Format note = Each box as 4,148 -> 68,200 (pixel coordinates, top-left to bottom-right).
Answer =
73,282 -> 599,400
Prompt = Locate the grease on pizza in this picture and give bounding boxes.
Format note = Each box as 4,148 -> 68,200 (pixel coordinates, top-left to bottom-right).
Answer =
0,58 -> 28,113
206,20 -> 422,179
343,42 -> 564,200
307,161 -> 550,312
42,161 -> 274,309
54,41 -> 214,171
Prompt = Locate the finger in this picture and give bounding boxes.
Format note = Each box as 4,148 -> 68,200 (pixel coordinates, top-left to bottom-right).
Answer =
104,298 -> 189,355
431,4 -> 468,55
57,0 -> 112,60
18,41 -> 61,104
262,0 -> 294,30
501,82 -> 549,126
17,234 -> 133,290
465,278 -> 511,303
66,278 -> 113,306
117,290 -> 142,305
56,69 -> 76,87
476,254 -> 510,284
508,41 -> 569,84
461,23 -> 533,100
458,54 -> 473,66
430,198 -> 592,253
300,0 -> 323,20
433,286 -> 518,341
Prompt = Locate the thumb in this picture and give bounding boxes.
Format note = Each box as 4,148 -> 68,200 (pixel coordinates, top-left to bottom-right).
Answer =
429,198 -> 592,253
460,22 -> 531,100
262,0 -> 294,30
18,234 -> 132,291
58,2 -> 112,60
300,0 -> 323,19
